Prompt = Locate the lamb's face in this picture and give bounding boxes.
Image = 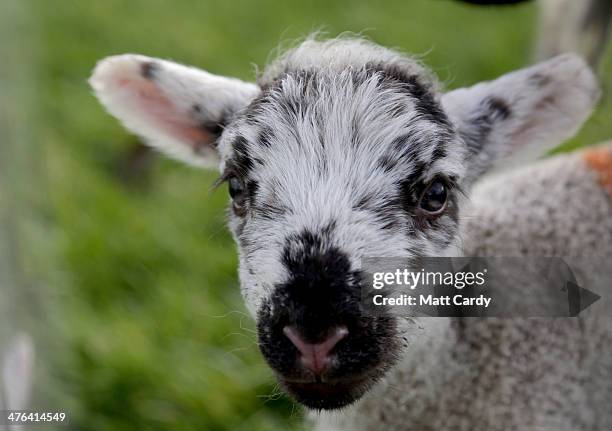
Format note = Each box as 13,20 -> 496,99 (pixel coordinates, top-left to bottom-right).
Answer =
217,66 -> 466,408
90,38 -> 599,410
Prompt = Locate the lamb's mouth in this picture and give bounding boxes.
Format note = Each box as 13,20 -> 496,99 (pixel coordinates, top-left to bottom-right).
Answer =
279,375 -> 374,410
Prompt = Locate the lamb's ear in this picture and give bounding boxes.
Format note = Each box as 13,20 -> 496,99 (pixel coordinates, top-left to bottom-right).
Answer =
89,55 -> 260,169
442,54 -> 600,182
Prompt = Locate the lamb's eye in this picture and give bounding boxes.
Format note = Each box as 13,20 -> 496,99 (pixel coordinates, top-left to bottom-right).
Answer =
228,177 -> 244,199
228,176 -> 247,215
418,179 -> 448,215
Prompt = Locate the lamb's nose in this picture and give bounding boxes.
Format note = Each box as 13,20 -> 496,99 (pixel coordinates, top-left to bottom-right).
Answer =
283,326 -> 349,376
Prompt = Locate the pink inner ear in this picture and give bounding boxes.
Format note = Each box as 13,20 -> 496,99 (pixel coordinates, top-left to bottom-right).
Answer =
118,76 -> 212,149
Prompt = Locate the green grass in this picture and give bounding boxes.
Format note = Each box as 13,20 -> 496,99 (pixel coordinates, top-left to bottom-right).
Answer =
2,0 -> 611,430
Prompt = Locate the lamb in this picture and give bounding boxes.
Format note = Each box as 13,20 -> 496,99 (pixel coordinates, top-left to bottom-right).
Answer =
89,37 -> 610,429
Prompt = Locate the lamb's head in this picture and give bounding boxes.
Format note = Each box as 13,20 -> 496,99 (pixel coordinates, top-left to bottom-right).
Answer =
90,38 -> 598,409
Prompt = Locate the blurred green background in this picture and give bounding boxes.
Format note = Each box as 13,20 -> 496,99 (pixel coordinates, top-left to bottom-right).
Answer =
0,0 -> 610,430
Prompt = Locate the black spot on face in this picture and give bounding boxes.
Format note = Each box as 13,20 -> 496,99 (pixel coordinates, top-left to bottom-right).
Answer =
354,193 -> 403,231
257,126 -> 274,148
140,61 -> 158,80
256,227 -> 399,409
246,179 -> 259,206
432,142 -> 447,161
253,201 -> 288,220
390,133 -> 415,154
377,154 -> 398,173
400,161 -> 429,213
376,133 -> 424,174
231,135 -> 253,175
405,75 -> 451,127
366,63 -> 452,129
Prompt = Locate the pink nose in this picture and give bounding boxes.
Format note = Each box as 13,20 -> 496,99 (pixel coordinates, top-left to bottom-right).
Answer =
283,326 -> 349,375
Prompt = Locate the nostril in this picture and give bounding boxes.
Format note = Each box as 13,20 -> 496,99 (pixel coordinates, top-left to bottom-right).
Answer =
283,326 -> 349,375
